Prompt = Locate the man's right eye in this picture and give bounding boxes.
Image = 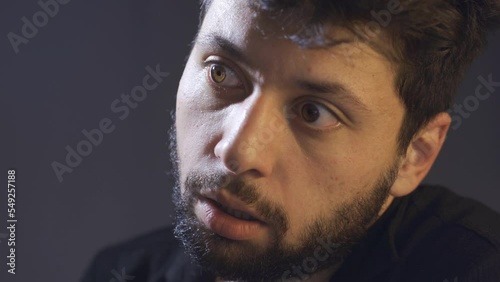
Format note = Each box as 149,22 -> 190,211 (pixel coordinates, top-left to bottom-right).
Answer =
207,63 -> 242,88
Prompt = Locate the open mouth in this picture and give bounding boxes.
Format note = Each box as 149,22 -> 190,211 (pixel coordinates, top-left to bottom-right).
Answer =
213,200 -> 258,221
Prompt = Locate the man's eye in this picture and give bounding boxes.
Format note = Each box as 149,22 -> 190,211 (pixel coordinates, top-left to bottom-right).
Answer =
295,101 -> 341,129
208,63 -> 241,87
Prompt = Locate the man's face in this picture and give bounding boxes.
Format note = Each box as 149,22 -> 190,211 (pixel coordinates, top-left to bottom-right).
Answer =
173,0 -> 405,280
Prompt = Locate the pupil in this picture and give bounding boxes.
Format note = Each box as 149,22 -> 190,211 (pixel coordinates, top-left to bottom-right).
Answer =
302,104 -> 319,122
211,65 -> 225,82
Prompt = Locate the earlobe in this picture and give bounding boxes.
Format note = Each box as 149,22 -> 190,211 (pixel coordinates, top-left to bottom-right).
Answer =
390,112 -> 451,197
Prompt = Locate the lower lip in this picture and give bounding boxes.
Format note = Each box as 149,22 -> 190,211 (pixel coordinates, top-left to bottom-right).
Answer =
194,197 -> 267,241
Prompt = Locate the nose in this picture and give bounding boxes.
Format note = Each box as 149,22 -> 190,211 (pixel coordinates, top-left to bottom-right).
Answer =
214,90 -> 286,177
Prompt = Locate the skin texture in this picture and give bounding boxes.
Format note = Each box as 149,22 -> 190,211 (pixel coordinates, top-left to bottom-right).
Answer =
173,0 -> 451,281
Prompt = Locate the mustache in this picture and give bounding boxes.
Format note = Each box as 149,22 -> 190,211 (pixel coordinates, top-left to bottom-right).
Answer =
183,170 -> 289,232
185,172 -> 260,205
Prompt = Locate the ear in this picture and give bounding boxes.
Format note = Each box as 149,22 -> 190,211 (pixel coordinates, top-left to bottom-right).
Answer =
390,112 -> 451,197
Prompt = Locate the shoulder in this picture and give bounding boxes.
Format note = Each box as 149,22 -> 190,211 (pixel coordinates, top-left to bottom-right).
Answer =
396,185 -> 500,281
410,185 -> 500,249
80,225 -> 184,282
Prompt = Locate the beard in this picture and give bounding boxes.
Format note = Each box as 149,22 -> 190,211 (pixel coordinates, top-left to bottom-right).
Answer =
169,124 -> 399,281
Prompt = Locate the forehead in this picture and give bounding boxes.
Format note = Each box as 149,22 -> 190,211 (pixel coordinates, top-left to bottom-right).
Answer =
200,1 -> 263,50
199,0 -> 392,69
200,0 -> 312,48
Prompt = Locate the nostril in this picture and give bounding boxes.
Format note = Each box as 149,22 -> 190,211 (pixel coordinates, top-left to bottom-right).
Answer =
214,142 -> 240,173
227,159 -> 240,172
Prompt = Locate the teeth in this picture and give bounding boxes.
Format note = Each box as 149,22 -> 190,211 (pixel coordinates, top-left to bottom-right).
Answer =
221,205 -> 255,221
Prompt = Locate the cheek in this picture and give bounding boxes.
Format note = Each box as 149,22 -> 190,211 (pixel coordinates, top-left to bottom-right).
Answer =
329,145 -> 391,190
286,145 -> 386,212
175,68 -> 223,174
176,61 -> 208,108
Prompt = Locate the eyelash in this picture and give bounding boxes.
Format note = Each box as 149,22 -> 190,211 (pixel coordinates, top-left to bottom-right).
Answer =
291,100 -> 344,133
203,59 -> 244,89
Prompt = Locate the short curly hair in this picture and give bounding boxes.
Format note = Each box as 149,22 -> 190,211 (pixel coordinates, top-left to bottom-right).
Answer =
199,0 -> 500,153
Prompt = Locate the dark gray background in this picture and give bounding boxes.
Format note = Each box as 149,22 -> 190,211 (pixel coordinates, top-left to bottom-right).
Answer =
1,1 -> 499,281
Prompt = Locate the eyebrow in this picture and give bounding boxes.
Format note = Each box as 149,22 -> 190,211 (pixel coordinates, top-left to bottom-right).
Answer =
195,33 -> 255,68
295,79 -> 370,114
195,33 -> 354,66
196,33 -> 369,114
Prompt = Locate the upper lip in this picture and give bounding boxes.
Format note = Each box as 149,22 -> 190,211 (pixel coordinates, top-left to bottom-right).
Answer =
200,191 -> 266,223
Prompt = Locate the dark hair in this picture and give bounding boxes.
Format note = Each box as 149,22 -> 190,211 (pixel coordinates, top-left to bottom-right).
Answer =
199,0 -> 500,153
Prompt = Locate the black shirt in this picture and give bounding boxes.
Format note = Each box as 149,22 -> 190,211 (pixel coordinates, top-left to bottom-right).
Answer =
81,185 -> 500,282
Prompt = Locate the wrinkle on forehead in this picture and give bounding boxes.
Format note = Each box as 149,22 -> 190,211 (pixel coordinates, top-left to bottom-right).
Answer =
204,0 -> 385,63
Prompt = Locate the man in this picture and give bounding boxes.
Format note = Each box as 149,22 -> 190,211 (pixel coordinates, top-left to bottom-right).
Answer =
82,0 -> 500,281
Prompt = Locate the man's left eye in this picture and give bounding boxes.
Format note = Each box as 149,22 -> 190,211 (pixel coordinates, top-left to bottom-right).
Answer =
208,63 -> 242,87
295,101 -> 341,129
